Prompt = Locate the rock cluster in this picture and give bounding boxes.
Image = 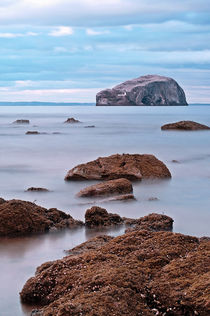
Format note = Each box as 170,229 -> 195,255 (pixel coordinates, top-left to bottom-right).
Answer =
65,153 -> 171,181
161,120 -> 210,130
20,225 -> 210,316
77,178 -> 133,197
0,199 -> 83,237
96,75 -> 188,106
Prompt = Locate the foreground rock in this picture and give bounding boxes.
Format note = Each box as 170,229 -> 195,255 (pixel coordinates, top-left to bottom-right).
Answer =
124,213 -> 173,232
65,153 -> 171,181
13,119 -> 30,124
64,117 -> 80,123
96,74 -> 188,106
161,120 -> 210,131
77,178 -> 133,197
0,199 -> 83,237
20,227 -> 209,315
26,187 -> 49,192
85,206 -> 123,227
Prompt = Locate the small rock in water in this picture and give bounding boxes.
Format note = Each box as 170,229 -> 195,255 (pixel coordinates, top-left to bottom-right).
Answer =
25,131 -> 40,135
77,178 -> 133,197
84,125 -> 95,128
148,197 -> 159,201
13,119 -> 30,124
161,120 -> 210,130
26,187 -> 49,192
64,117 -> 80,123
171,159 -> 180,163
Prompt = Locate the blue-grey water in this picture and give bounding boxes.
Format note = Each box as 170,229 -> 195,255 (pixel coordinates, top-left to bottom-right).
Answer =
0,105 -> 209,315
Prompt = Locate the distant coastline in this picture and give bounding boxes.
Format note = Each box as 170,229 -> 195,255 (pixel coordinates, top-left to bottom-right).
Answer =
0,102 -> 209,106
0,102 -> 95,106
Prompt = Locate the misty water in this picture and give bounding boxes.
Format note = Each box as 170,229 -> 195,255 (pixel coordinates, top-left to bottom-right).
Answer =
0,105 -> 210,315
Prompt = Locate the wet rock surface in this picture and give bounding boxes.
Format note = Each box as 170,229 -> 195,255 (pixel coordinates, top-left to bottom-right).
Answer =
85,206 -> 123,227
96,75 -> 188,106
64,117 -> 80,123
161,120 -> 210,131
65,153 -> 171,181
0,199 -> 83,237
77,178 -> 133,197
20,227 -> 210,316
13,119 -> 30,124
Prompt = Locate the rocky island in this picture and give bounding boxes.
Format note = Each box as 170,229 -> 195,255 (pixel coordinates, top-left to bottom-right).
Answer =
96,74 -> 188,106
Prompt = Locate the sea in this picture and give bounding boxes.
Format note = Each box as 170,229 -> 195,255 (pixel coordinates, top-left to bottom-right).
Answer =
0,104 -> 209,315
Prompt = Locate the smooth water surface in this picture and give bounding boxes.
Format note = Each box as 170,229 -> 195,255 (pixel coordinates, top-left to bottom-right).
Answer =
0,105 -> 209,315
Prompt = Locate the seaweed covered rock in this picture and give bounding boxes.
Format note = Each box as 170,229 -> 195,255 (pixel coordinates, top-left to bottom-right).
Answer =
65,153 -> 171,181
66,235 -> 113,256
96,75 -> 188,106
161,120 -> 210,130
0,199 -> 83,237
77,178 -> 133,197
85,206 -> 123,227
124,213 -> 173,232
20,229 -> 210,316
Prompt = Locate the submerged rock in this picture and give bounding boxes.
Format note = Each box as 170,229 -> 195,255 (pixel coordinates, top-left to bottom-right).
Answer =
65,153 -> 171,181
64,117 -> 80,123
161,120 -> 210,130
26,187 -> 49,192
100,193 -> 136,202
0,199 -> 83,237
96,74 -> 188,106
84,125 -> 95,128
13,119 -> 30,124
20,224 -> 209,316
77,178 -> 133,197
85,206 -> 123,227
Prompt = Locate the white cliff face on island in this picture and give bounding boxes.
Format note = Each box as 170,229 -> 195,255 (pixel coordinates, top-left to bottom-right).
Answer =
96,74 -> 188,106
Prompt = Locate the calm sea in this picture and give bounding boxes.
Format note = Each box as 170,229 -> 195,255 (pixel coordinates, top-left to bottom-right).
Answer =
0,105 -> 209,315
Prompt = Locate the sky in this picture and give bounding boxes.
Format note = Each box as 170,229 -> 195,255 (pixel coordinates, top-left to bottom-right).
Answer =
0,0 -> 210,103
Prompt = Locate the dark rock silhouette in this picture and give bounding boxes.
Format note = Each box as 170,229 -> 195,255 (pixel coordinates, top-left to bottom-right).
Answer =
13,119 -> 30,124
26,187 -> 49,192
64,118 -> 80,123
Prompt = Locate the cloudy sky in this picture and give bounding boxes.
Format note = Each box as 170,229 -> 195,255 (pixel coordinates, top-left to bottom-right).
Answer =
0,0 -> 210,103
